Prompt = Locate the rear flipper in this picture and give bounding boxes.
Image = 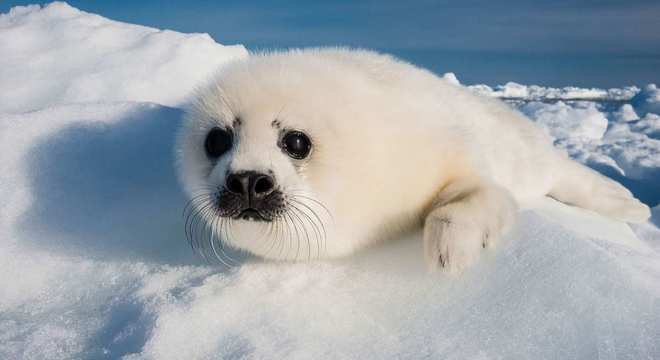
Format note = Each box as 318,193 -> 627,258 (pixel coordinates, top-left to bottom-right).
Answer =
548,159 -> 650,223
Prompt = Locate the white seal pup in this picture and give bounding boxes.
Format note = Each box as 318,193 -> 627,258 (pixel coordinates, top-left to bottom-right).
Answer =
176,48 -> 650,272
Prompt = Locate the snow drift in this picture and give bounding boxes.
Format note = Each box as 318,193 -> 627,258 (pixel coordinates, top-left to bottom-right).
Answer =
0,2 -> 247,114
1,3 -> 659,359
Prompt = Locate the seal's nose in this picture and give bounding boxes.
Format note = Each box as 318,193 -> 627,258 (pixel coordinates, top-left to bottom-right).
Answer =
226,171 -> 275,201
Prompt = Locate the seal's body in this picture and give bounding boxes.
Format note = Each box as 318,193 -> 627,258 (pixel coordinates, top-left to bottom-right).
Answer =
177,48 -> 650,272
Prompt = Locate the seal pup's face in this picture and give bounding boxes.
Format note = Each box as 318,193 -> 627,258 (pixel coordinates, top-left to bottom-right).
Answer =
178,111 -> 330,260
177,58 -> 347,262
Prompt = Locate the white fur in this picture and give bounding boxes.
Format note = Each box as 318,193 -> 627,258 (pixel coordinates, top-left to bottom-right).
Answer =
176,48 -> 651,272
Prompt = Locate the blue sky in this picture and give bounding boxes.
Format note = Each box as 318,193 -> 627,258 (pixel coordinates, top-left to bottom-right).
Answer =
3,0 -> 659,87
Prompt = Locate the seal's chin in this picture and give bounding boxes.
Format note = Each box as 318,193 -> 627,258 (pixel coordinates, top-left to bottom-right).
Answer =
234,208 -> 271,222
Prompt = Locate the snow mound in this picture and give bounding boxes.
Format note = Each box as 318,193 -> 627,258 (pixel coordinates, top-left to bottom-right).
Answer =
135,201 -> 660,360
1,3 -> 660,359
631,84 -> 660,117
441,72 -> 460,86
613,104 -> 639,122
468,82 -> 640,101
450,70 -> 642,102
520,101 -> 609,140
0,2 -> 248,114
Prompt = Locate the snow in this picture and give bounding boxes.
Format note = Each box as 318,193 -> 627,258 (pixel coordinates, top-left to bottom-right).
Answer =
1,3 -> 659,359
443,72 -> 660,206
0,2 -> 248,114
613,104 -> 639,122
519,101 -> 609,140
507,94 -> 660,204
632,84 -> 660,117
441,72 -> 460,86
466,80 -> 640,102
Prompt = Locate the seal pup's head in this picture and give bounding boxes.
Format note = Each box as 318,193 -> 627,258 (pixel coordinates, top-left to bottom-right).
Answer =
177,48 -> 462,262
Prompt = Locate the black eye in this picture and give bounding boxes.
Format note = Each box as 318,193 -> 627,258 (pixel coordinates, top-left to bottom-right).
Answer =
204,127 -> 233,158
281,131 -> 312,159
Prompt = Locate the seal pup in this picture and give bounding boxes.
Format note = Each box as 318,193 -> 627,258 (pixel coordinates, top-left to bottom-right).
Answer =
176,48 -> 650,272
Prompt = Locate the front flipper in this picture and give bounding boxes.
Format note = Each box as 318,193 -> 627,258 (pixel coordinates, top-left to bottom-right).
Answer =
423,180 -> 517,273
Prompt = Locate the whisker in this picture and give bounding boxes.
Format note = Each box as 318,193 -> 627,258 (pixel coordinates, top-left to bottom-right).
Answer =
218,217 -> 241,266
182,187 -> 332,265
264,216 -> 282,259
209,215 -> 233,268
287,209 -> 304,261
287,202 -> 313,261
289,197 -> 328,257
183,194 -> 212,228
288,200 -> 322,260
258,218 -> 279,254
191,201 -> 215,254
287,191 -> 333,219
185,199 -> 207,251
278,212 -> 293,260
199,204 -> 220,261
254,220 -> 270,252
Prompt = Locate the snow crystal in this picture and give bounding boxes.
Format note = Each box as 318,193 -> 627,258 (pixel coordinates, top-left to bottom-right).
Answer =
1,3 -> 659,360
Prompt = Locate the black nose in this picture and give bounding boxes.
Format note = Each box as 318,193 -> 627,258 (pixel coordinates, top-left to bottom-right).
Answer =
226,171 -> 275,201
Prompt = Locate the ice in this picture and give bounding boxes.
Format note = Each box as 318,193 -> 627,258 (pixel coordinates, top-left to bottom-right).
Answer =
1,3 -> 659,359
613,104 -> 640,122
441,72 -> 461,86
495,81 -> 530,98
446,70 -> 646,103
515,100 -> 660,204
464,76 -> 641,102
632,84 -> 660,117
632,113 -> 660,139
0,2 -> 248,114
519,101 -> 609,140
635,205 -> 660,251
